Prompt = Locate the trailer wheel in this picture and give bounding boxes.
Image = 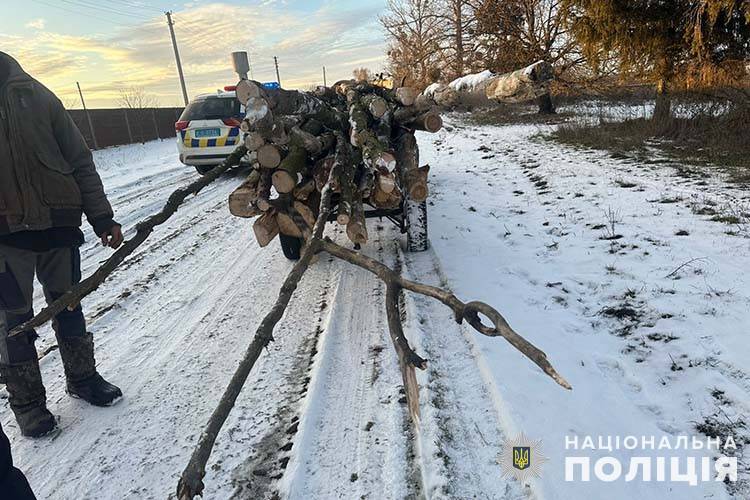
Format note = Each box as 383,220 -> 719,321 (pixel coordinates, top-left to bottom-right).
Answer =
279,234 -> 303,260
404,200 -> 428,252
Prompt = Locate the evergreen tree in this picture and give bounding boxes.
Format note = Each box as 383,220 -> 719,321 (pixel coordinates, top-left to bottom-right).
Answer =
563,0 -> 750,119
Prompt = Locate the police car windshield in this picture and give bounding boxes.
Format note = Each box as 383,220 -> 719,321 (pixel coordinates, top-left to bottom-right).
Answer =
180,96 -> 241,121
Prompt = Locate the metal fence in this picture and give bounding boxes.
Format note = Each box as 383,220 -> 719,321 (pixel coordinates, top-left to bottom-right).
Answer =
67,107 -> 184,150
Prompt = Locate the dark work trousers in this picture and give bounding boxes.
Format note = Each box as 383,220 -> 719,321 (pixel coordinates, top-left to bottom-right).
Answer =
0,244 -> 85,365
0,421 -> 36,499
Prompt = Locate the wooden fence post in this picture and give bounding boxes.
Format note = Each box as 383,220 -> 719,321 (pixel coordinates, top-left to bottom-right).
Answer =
123,109 -> 134,144
151,108 -> 161,140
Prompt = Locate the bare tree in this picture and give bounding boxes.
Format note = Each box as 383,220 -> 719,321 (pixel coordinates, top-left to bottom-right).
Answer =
472,0 -> 590,112
352,67 -> 373,82
118,87 -> 158,143
380,0 -> 446,88
440,0 -> 481,79
118,86 -> 158,110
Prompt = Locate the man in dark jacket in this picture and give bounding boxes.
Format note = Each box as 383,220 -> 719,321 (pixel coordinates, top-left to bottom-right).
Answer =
0,52 -> 123,438
0,422 -> 36,499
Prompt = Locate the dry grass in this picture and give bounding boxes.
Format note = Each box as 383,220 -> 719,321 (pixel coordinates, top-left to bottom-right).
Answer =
550,90 -> 750,183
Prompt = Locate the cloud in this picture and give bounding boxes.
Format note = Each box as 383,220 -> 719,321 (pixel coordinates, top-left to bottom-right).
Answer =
25,18 -> 46,30
8,1 -> 388,107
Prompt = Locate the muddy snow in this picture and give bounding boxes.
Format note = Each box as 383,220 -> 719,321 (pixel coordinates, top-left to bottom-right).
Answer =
2,114 -> 749,499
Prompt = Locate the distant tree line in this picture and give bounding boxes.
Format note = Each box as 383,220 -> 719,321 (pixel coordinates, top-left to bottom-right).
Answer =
379,0 -> 750,116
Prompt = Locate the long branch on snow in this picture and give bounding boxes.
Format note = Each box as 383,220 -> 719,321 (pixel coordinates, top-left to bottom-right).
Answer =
7,145 -> 249,338
176,136 -> 571,499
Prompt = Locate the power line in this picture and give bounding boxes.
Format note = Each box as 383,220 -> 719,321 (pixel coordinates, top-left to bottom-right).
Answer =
100,0 -> 164,14
55,0 -> 154,21
28,0 -> 143,25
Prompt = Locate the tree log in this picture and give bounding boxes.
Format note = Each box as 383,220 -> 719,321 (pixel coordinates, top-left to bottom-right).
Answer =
272,138 -> 307,193
346,196 -> 368,245
256,144 -> 282,169
361,94 -> 389,119
484,60 -> 554,103
402,165 -> 430,203
228,170 -> 262,218
252,211 -> 279,247
277,211 -> 304,238
243,132 -> 265,152
293,200 -> 317,229
394,87 -> 418,106
255,169 -> 273,212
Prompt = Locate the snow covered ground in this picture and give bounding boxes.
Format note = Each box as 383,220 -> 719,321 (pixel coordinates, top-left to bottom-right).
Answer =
3,114 -> 749,499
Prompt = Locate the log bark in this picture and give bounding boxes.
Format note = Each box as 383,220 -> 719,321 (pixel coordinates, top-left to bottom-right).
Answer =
255,169 -> 273,212
485,60 -> 553,103
272,138 -> 307,193
277,211 -> 304,238
402,165 -> 430,203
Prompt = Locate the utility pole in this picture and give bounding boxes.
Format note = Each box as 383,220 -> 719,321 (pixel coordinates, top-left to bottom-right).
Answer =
76,82 -> 98,150
323,66 -> 327,87
274,56 -> 281,87
166,11 -> 189,106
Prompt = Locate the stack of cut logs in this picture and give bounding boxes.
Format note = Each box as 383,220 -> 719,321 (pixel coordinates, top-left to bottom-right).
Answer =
228,79 -> 441,248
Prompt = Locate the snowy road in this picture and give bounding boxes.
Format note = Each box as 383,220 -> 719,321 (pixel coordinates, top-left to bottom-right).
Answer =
3,117 -> 749,499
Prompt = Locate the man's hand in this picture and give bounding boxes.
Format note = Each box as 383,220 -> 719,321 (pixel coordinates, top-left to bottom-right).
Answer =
100,224 -> 124,249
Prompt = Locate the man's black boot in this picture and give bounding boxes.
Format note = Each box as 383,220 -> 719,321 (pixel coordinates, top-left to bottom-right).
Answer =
0,361 -> 57,438
56,332 -> 121,407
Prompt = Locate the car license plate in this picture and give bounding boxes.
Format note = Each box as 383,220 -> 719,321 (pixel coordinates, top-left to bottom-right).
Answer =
194,128 -> 221,138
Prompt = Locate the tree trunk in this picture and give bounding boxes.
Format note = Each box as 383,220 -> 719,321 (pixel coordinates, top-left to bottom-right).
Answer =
537,93 -> 556,114
653,78 -> 671,122
453,0 -> 465,78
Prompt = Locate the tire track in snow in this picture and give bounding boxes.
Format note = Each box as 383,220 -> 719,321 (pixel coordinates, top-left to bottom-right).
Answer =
278,224 -> 421,500
397,245 -> 531,500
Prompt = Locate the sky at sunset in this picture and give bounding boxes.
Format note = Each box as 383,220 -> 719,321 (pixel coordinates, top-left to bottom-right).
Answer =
1,0 -> 388,108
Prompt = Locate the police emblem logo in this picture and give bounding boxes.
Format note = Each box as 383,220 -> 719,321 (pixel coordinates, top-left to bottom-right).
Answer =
513,446 -> 530,470
499,433 -> 547,483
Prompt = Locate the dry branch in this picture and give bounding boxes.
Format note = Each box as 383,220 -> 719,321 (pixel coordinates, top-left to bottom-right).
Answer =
8,145 -> 250,338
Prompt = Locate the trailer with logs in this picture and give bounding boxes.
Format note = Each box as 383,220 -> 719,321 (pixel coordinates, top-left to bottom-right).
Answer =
227,77 -> 440,258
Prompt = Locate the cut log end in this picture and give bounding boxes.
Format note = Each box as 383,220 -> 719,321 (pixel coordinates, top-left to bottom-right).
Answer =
253,212 -> 279,247
257,144 -> 282,169
271,170 -> 297,194
421,113 -> 443,133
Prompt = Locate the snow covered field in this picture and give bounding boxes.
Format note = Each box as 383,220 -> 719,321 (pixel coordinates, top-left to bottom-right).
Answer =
3,115 -> 749,499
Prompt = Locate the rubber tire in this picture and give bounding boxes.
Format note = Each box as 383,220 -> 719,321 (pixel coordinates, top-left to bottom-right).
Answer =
279,234 -> 303,260
194,165 -> 215,176
405,200 -> 428,252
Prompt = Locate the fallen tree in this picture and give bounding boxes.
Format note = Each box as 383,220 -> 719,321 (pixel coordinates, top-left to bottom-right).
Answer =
422,60 -> 555,112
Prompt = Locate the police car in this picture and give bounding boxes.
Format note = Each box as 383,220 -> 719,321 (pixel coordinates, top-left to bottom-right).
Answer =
175,87 -> 244,175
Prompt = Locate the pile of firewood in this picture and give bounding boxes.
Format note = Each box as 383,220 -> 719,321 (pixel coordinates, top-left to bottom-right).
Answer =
227,79 -> 442,247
